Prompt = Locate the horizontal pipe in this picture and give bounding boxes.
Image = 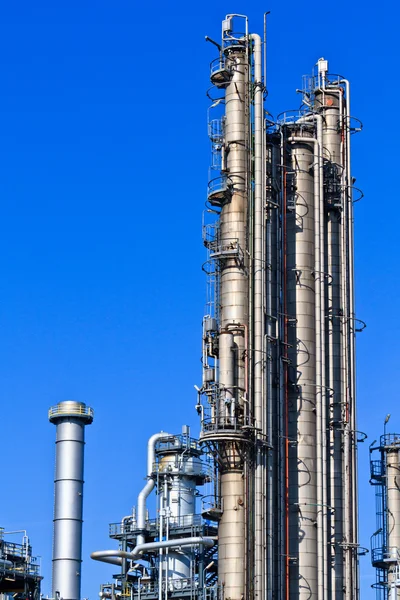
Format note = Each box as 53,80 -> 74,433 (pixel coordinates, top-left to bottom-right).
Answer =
91,537 -> 215,567
0,559 -> 14,568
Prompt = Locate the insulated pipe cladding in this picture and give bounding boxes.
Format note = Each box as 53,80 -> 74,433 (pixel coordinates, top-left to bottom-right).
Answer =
49,401 -> 94,600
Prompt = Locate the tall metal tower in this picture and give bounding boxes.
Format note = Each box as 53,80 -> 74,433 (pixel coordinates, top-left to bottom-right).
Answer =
49,401 -> 94,600
370,424 -> 400,600
91,13 -> 362,600
198,15 -> 361,600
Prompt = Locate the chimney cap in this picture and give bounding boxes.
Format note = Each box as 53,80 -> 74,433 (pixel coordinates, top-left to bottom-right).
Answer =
48,400 -> 94,424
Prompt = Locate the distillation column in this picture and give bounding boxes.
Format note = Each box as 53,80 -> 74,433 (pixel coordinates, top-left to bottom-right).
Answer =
319,73 -> 359,599
286,131 -> 318,600
317,79 -> 346,600
217,41 -> 249,600
202,28 -> 361,600
49,401 -> 94,600
201,29 -> 250,600
386,441 -> 400,599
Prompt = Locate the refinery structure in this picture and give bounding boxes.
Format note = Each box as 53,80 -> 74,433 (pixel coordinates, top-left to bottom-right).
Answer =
2,12 -> 400,600
91,13 -> 361,600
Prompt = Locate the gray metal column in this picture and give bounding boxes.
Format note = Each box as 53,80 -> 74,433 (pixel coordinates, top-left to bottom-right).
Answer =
286,133 -> 318,600
266,137 -> 281,600
343,79 -> 360,600
217,44 -> 249,600
49,401 -> 94,600
386,441 -> 400,597
318,85 -> 345,600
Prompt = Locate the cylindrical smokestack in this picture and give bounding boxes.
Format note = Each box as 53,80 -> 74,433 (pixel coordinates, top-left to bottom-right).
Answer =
49,400 -> 94,600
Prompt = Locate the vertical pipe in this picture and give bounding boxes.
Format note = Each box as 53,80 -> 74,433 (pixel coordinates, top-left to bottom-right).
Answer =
137,432 -> 173,546
165,479 -> 169,600
317,114 -> 328,600
266,138 -> 279,600
250,32 -> 265,600
159,490 -> 163,600
318,86 -> 344,600
281,129 -> 290,600
49,401 -> 94,600
286,133 -> 318,600
314,127 -> 323,600
297,113 -> 325,600
338,87 -> 351,599
341,78 -> 359,599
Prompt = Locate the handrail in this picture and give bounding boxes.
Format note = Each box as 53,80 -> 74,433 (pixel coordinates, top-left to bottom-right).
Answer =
210,57 -> 227,75
208,175 -> 233,196
48,404 -> 94,420
109,514 -> 208,536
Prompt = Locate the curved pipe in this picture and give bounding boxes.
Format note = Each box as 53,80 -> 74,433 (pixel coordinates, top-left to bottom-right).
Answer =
91,537 -> 215,567
137,432 -> 173,544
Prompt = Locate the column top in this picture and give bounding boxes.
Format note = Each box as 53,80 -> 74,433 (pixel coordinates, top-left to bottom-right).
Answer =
48,400 -> 94,425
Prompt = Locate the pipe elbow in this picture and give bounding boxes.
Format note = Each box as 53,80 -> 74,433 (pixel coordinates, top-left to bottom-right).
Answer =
138,479 -> 154,502
249,32 -> 261,46
147,432 -> 174,475
91,551 -> 123,566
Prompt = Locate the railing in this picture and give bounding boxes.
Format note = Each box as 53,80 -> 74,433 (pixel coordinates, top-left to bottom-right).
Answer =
384,547 -> 400,563
380,433 -> 400,448
155,434 -> 201,454
25,562 -> 41,576
276,109 -> 312,125
210,57 -> 226,76
371,459 -> 385,479
208,119 -> 225,143
155,460 -> 213,481
209,239 -> 244,266
371,567 -> 388,600
131,577 -> 220,599
371,545 -> 386,566
202,497 -> 222,511
133,577 -> 197,596
0,557 -> 40,577
48,403 -> 94,420
201,405 -> 253,434
109,514 -> 205,536
202,223 -> 219,248
201,496 -> 223,521
204,585 -> 220,600
1,541 -> 30,559
208,176 -> 232,198
222,36 -> 246,52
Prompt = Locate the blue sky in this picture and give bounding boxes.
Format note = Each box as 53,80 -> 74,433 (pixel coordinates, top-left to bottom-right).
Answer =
0,1 -> 397,598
